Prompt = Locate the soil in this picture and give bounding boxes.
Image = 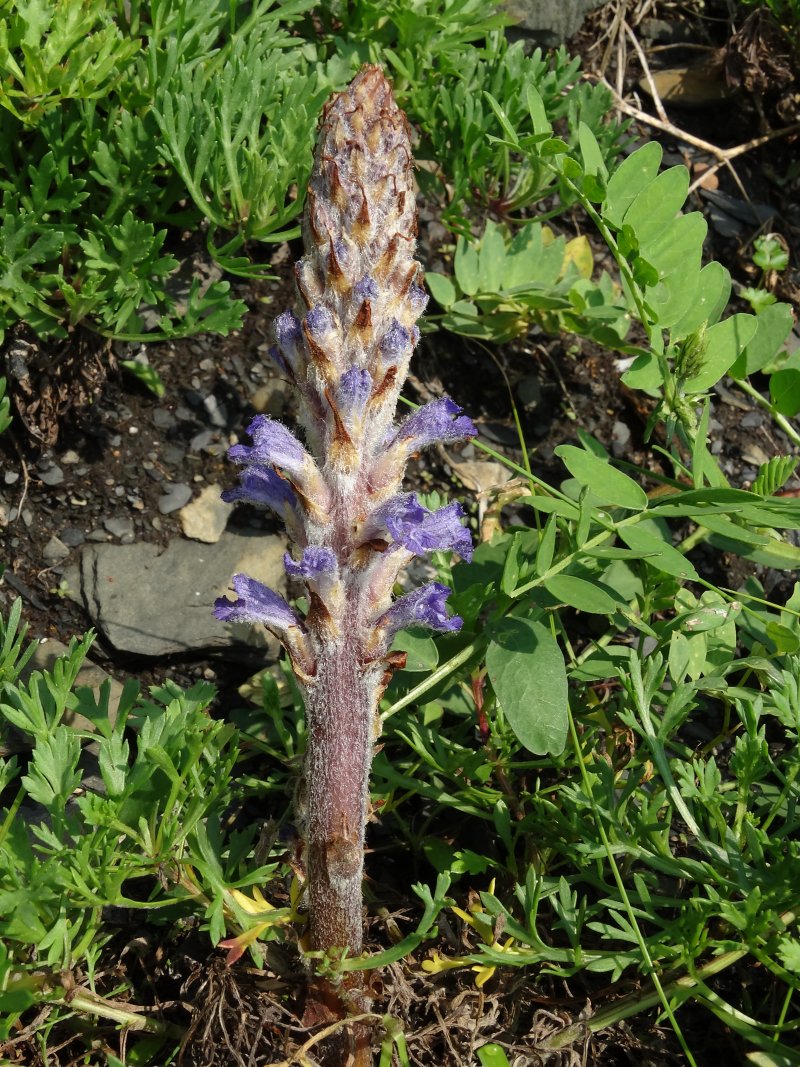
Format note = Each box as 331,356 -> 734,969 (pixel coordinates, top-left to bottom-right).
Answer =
1,2 -> 799,1064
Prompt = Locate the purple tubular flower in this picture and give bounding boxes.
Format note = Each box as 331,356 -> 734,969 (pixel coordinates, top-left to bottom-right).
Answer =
408,284 -> 429,317
373,494 -> 473,560
378,581 -> 462,636
221,464 -> 296,514
394,397 -> 477,452
214,574 -> 302,631
337,368 -> 372,422
275,311 -> 304,375
305,306 -> 334,335
284,546 -> 337,582
380,320 -> 411,357
353,276 -> 379,301
228,416 -> 308,476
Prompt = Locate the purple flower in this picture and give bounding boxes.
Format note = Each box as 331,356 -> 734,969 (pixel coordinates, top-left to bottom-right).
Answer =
214,574 -> 302,632
275,311 -> 304,375
228,416 -> 308,476
371,494 -> 473,560
380,320 -> 411,357
393,398 -> 477,452
337,368 -> 372,423
221,464 -> 296,514
284,546 -> 336,581
408,284 -> 429,318
378,582 -> 463,636
305,306 -> 334,335
354,276 -> 378,301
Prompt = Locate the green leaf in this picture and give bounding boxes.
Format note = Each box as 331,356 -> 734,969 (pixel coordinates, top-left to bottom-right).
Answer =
670,260 -> 732,339
390,629 -> 439,673
535,515 -> 557,575
485,617 -> 568,755
623,165 -> 689,246
478,221 -> 508,292
120,359 -> 166,398
454,238 -> 480,296
683,314 -> 758,392
619,524 -> 698,580
424,272 -> 457,308
525,84 -> 551,137
770,367 -> 800,416
603,141 -> 662,228
477,1045 -> 512,1067
544,575 -> 617,614
730,301 -> 795,378
555,445 -> 648,510
578,121 -> 607,178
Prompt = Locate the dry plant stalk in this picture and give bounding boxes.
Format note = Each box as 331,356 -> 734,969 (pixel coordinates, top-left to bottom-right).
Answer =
216,66 -> 475,955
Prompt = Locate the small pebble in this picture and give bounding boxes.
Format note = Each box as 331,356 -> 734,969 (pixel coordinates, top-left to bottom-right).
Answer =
158,483 -> 193,515
61,450 -> 81,464
189,430 -> 214,453
163,445 -> 186,466
4,471 -> 19,485
203,394 -> 227,428
87,529 -> 111,542
39,465 -> 64,486
152,408 -> 176,430
43,535 -> 70,564
740,411 -> 762,429
104,516 -> 135,540
60,527 -> 85,548
128,425 -> 139,435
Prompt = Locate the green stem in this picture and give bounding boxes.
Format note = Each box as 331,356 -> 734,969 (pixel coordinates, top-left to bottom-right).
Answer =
733,376 -> 800,449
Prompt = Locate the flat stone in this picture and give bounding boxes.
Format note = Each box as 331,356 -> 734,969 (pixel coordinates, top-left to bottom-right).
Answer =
61,449 -> 81,465
179,484 -> 233,543
158,482 -> 192,514
152,407 -> 177,430
68,531 -> 286,657
503,0 -> 606,46
4,471 -> 19,485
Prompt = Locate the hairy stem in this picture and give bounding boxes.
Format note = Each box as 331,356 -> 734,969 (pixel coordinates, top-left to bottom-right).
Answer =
304,634 -> 373,953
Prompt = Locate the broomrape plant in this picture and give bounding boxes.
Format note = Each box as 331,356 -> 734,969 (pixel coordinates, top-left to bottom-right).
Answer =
215,66 -> 475,955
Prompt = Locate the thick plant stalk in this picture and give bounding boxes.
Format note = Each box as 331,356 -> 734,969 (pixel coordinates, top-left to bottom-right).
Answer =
216,67 -> 475,956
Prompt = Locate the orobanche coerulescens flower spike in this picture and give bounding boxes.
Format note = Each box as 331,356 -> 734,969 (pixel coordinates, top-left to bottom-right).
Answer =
216,66 -> 476,957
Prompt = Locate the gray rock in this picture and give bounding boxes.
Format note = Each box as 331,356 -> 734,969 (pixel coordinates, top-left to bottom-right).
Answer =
68,532 -> 286,657
158,483 -> 193,514
39,464 -> 64,486
86,529 -> 110,542
179,484 -> 233,543
189,429 -> 215,453
503,0 -> 607,46
203,394 -> 228,428
152,407 -> 177,430
60,527 -> 85,548
103,516 -> 135,540
4,470 -> 19,485
162,445 -> 186,466
43,535 -> 71,564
